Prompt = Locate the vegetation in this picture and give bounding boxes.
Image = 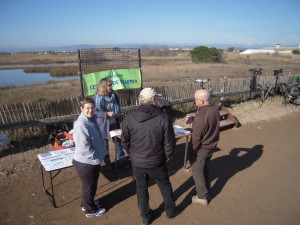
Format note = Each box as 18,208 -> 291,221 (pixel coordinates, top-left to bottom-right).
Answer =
0,49 -> 300,105
190,45 -> 223,63
23,66 -> 78,77
292,49 -> 300,55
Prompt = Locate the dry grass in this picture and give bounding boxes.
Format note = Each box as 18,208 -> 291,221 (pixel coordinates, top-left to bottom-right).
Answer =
0,50 -> 300,105
0,52 -> 77,65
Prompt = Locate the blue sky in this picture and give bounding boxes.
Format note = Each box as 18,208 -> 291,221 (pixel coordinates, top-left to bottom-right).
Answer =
0,0 -> 299,49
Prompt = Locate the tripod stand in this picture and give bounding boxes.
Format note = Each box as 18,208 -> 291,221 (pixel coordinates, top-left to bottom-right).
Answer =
263,68 -> 283,101
249,68 -> 262,91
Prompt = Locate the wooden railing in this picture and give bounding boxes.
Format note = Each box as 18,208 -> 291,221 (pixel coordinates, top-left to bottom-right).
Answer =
0,75 -> 296,131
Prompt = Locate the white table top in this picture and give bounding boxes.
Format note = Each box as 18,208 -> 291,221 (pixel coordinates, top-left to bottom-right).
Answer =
37,147 -> 75,172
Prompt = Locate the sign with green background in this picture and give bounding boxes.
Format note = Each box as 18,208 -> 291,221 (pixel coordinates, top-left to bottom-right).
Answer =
83,68 -> 142,96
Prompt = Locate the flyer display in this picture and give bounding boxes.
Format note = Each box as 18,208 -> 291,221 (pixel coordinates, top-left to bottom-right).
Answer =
37,147 -> 75,172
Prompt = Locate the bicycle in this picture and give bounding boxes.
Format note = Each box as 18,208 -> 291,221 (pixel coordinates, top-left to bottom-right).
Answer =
279,83 -> 300,107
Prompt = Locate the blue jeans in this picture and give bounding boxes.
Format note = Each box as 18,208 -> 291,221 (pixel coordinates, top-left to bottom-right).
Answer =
190,149 -> 212,199
103,137 -> 125,164
132,164 -> 176,220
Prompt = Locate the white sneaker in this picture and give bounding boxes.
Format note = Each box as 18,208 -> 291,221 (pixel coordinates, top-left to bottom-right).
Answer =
192,195 -> 208,205
81,199 -> 101,212
85,208 -> 106,218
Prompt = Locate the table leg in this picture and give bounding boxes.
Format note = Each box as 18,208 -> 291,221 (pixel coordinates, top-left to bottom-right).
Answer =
41,167 -> 60,208
183,136 -> 190,170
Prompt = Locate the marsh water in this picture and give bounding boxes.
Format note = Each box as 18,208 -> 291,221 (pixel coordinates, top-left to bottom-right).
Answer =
0,69 -> 78,87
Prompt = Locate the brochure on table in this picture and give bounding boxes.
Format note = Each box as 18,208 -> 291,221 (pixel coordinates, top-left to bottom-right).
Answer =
109,125 -> 190,138
38,147 -> 75,172
38,126 -> 190,172
173,125 -> 191,136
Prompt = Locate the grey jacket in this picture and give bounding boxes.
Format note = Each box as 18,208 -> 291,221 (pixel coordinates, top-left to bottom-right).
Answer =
73,112 -> 106,165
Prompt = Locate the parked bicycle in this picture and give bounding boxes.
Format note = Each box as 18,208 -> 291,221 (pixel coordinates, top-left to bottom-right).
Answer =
278,83 -> 300,107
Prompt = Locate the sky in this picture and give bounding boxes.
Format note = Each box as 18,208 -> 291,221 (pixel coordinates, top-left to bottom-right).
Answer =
0,0 -> 300,50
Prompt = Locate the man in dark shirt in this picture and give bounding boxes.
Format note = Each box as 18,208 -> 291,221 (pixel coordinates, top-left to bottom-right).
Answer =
186,89 -> 220,205
122,88 -> 176,225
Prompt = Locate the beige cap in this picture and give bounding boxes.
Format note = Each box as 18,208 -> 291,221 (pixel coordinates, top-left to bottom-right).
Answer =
139,88 -> 161,100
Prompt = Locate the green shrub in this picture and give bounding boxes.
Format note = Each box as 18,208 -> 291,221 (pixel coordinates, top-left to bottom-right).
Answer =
292,49 -> 300,55
190,45 -> 223,63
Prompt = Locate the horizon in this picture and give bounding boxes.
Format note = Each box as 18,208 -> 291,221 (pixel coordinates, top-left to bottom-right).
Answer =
0,0 -> 300,50
1,42 -> 300,53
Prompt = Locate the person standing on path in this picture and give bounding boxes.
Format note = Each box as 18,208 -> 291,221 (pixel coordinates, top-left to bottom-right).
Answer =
72,97 -> 107,217
94,78 -> 130,170
185,89 -> 220,205
121,88 -> 177,225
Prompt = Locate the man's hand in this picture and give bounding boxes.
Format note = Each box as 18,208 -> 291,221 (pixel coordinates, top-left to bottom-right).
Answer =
185,115 -> 194,125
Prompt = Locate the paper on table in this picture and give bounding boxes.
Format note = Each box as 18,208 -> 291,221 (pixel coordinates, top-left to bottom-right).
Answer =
109,126 -> 190,139
173,125 -> 191,136
109,129 -> 122,137
37,147 -> 75,171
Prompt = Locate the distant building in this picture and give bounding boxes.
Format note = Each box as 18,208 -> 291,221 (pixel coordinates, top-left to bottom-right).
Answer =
240,49 -> 275,55
240,44 -> 300,55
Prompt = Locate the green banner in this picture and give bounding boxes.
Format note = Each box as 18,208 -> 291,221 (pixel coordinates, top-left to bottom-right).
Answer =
83,68 -> 142,96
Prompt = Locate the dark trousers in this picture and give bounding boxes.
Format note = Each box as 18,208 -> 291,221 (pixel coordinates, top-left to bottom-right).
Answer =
132,164 -> 176,220
190,149 -> 212,199
72,159 -> 100,213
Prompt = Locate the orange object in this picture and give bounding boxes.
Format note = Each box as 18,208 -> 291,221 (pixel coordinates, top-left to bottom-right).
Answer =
53,132 -> 74,150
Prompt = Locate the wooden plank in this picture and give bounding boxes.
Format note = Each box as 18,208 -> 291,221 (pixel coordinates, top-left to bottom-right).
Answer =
0,105 -> 7,124
22,103 -> 29,121
219,111 -> 228,117
0,114 -> 78,130
220,119 -> 235,128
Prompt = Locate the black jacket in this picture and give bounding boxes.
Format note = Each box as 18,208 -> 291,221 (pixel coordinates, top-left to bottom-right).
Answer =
121,104 -> 176,168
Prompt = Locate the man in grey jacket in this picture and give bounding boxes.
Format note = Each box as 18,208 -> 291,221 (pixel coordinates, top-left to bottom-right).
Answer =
122,88 -> 176,225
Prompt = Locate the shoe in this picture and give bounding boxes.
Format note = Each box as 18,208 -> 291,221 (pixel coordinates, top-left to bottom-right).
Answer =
81,199 -> 101,212
192,195 -> 208,205
166,211 -> 177,219
142,213 -> 151,225
142,217 -> 151,225
85,208 -> 105,218
142,220 -> 150,225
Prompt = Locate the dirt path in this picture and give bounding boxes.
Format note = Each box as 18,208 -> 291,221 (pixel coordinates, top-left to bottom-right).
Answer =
0,98 -> 300,225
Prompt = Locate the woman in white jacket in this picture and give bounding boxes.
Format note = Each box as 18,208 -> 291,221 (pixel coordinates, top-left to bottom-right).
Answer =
73,97 -> 107,218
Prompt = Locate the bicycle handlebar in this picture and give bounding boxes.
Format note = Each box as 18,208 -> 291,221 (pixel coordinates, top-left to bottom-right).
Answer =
194,79 -> 210,83
249,68 -> 262,74
274,68 -> 283,75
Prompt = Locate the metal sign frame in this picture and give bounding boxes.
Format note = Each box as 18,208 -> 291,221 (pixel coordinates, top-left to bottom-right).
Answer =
78,48 -> 142,97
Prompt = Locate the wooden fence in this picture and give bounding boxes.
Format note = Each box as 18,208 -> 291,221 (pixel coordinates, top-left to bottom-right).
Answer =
0,75 -> 296,131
